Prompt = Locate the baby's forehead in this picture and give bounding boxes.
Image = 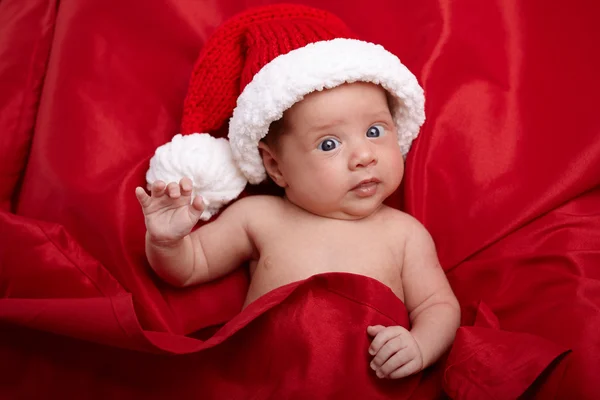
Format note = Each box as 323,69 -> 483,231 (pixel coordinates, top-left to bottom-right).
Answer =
283,84 -> 392,125
302,82 -> 388,101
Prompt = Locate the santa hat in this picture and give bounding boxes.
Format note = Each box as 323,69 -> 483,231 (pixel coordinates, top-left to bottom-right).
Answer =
147,4 -> 425,220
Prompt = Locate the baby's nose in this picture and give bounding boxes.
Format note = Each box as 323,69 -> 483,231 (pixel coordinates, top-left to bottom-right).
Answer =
350,142 -> 377,169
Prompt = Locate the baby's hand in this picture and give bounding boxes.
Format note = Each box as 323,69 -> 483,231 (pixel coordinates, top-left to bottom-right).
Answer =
135,177 -> 205,245
367,325 -> 424,379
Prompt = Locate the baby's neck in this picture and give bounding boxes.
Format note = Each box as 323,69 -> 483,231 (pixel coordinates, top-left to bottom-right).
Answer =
281,195 -> 384,221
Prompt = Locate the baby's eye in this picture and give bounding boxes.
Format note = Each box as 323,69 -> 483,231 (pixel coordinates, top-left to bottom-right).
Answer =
318,138 -> 341,151
366,124 -> 385,138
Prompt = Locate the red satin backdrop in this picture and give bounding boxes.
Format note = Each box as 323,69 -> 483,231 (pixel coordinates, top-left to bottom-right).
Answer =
0,0 -> 599,398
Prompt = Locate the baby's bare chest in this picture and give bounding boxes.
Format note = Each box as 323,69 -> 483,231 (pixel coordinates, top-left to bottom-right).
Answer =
266,232 -> 395,270
247,221 -> 406,303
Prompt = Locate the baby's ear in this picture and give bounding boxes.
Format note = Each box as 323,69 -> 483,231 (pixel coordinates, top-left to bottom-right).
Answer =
258,141 -> 287,188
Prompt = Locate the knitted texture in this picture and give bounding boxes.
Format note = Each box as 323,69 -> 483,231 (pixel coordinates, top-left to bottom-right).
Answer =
180,4 -> 355,135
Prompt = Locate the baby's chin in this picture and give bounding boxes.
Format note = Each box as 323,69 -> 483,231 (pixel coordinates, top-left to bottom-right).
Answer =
282,192 -> 387,220
296,202 -> 385,221
326,208 -> 384,221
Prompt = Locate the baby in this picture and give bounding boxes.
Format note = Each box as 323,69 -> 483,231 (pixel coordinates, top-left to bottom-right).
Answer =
136,4 -> 460,381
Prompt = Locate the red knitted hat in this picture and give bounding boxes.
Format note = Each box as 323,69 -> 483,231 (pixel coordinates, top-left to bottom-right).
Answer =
180,5 -> 356,135
147,4 -> 425,220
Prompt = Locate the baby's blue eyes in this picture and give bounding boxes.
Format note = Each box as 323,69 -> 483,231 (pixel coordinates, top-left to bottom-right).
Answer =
366,124 -> 385,138
318,138 -> 341,151
317,125 -> 386,151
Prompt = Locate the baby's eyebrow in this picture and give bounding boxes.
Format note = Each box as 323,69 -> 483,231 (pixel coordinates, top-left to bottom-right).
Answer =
307,119 -> 346,134
367,110 -> 394,120
305,109 -> 392,136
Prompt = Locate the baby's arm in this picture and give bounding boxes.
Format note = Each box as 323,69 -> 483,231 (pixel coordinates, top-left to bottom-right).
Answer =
400,222 -> 460,366
368,218 -> 460,379
136,178 -> 254,287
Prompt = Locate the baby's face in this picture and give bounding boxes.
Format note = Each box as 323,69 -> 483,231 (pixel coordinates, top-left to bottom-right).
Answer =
266,82 -> 404,220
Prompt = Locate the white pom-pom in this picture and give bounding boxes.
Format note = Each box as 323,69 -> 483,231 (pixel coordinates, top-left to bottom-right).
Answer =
146,133 -> 248,220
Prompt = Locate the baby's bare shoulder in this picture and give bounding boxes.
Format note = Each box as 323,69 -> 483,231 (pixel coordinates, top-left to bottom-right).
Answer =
377,206 -> 425,232
379,207 -> 437,255
227,195 -> 286,222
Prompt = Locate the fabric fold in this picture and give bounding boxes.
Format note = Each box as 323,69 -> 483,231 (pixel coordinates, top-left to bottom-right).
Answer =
444,302 -> 570,399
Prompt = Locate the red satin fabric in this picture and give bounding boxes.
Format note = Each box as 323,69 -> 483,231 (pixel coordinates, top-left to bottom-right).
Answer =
0,270 -> 565,399
1,0 -> 599,398
2,273 -> 423,398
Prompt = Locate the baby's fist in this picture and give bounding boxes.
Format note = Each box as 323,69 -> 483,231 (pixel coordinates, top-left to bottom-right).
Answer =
367,325 -> 423,379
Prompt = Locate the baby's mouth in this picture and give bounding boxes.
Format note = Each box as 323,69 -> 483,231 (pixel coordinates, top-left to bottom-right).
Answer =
351,178 -> 380,197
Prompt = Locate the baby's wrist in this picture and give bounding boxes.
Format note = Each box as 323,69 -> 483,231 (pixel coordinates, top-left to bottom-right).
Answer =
410,332 -> 427,370
146,232 -> 186,249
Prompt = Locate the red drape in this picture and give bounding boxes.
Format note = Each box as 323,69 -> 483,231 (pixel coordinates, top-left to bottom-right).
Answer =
1,0 -> 598,398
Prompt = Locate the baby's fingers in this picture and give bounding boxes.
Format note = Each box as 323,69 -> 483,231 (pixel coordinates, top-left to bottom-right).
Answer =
188,195 -> 206,220
367,325 -> 386,337
166,182 -> 181,199
180,177 -> 193,196
387,358 -> 422,379
368,325 -> 407,356
135,187 -> 151,208
376,346 -> 414,377
150,181 -> 167,197
371,336 -> 407,371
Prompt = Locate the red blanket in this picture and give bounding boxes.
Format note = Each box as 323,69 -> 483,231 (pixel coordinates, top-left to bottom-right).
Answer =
1,0 -> 599,398
0,271 -> 566,399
